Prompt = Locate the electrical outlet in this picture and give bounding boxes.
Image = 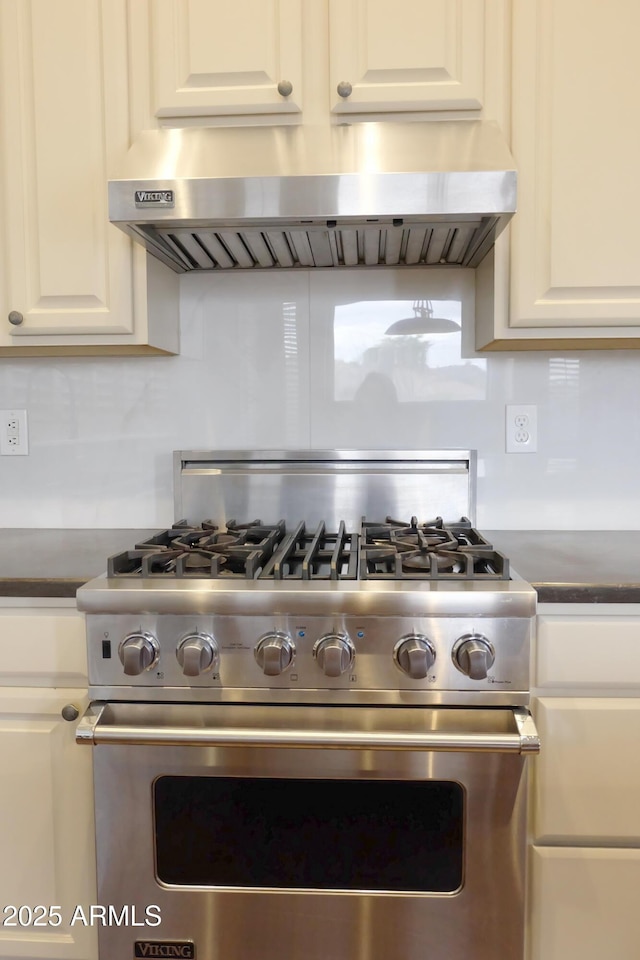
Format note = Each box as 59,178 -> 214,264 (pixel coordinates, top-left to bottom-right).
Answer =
0,409 -> 29,456
506,404 -> 537,453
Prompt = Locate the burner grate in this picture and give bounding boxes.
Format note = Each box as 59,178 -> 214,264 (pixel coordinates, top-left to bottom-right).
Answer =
105,516 -> 510,582
360,516 -> 510,581
108,520 -> 286,579
260,521 -> 358,580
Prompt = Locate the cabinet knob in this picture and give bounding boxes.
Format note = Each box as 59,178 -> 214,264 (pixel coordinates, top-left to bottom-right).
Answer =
8,311 -> 23,326
277,79 -> 293,97
337,81 -> 353,99
61,704 -> 80,722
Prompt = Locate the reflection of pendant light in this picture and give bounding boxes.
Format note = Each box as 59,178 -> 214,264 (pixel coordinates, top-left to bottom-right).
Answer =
384,300 -> 460,336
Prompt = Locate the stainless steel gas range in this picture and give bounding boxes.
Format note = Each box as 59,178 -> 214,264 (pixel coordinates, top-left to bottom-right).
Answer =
76,450 -> 539,960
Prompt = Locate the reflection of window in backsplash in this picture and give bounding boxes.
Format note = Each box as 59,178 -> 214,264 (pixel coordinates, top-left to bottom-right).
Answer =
546,357 -> 581,469
282,301 -> 301,445
548,357 -> 581,399
333,300 -> 486,403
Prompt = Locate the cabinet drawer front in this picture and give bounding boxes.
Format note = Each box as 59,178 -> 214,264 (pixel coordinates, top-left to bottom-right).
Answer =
530,847 -> 640,960
533,698 -> 640,842
536,616 -> 640,689
0,611 -> 86,686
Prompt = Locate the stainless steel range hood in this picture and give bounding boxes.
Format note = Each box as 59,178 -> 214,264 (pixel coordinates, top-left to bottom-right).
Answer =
108,121 -> 516,274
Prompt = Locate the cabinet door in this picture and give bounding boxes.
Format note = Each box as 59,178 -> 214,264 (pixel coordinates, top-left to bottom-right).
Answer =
0,0 -> 178,354
529,847 -> 640,960
532,698 -> 640,843
329,0 -> 485,114
0,689 -> 97,960
147,0 -> 303,119
478,0 -> 640,349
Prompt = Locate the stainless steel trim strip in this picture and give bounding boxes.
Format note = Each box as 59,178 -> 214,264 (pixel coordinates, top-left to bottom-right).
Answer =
85,686 -> 531,707
76,576 -> 537,617
175,448 -> 477,464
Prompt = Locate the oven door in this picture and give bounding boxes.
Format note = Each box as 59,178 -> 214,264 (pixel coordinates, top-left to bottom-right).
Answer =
78,703 -> 539,960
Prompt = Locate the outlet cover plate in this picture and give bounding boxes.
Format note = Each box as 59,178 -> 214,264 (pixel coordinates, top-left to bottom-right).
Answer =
506,404 -> 537,453
0,409 -> 29,456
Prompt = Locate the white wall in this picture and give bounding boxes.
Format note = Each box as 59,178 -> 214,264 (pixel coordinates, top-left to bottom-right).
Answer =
0,268 -> 638,529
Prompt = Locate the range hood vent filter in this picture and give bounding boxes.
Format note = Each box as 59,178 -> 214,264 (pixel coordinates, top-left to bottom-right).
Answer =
145,220 -> 491,273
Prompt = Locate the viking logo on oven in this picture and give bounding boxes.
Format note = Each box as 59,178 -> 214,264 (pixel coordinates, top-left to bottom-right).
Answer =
134,190 -> 175,207
134,942 -> 195,959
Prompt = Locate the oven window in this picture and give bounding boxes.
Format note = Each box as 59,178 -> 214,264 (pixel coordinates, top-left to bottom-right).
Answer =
154,776 -> 464,893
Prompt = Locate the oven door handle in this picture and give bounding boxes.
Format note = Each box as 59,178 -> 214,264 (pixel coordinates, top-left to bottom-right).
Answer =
77,703 -> 540,755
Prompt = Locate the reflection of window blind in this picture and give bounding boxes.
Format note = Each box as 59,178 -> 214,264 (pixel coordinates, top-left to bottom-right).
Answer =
283,301 -> 301,442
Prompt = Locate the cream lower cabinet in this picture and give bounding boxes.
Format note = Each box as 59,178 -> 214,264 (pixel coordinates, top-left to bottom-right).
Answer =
0,607 -> 97,960
529,610 -> 640,959
477,0 -> 640,349
0,0 -> 178,356
530,848 -> 640,960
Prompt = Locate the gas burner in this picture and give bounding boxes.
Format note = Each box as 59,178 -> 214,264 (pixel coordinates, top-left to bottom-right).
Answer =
360,516 -> 510,580
107,520 -> 286,579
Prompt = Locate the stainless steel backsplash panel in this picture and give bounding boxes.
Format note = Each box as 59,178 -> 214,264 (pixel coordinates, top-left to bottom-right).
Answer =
174,450 -> 476,528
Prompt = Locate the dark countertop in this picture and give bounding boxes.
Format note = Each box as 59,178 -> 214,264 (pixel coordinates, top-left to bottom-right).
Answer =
0,529 -> 155,599
486,531 -> 640,604
0,528 -> 639,604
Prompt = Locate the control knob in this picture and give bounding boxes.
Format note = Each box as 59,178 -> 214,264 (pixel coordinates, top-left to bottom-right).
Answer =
394,635 -> 435,679
453,634 -> 495,680
255,632 -> 295,676
314,633 -> 355,677
119,632 -> 159,676
176,633 -> 218,677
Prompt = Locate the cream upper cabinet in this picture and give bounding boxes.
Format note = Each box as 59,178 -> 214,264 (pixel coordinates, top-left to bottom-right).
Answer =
477,0 -> 640,349
0,0 -> 178,355
145,0 -> 304,119
143,0 -> 504,123
328,0 -> 485,115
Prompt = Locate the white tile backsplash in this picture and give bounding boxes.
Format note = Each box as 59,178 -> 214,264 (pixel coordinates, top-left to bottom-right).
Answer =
0,267 -> 638,529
